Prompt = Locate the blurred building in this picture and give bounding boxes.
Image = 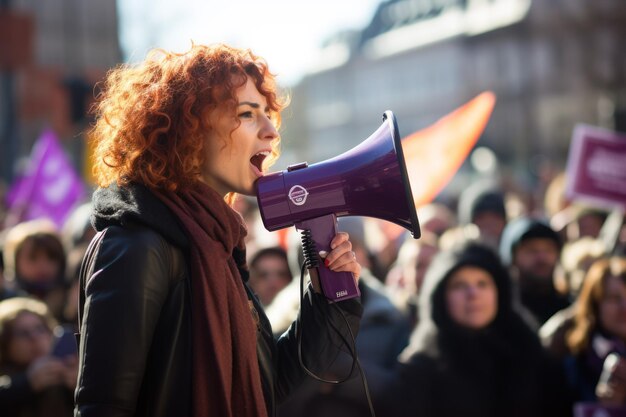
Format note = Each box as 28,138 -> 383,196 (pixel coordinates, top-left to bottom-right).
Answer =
282,0 -> 626,185
0,0 -> 121,183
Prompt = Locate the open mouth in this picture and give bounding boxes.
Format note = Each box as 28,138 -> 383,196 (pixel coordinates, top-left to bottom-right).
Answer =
250,150 -> 270,174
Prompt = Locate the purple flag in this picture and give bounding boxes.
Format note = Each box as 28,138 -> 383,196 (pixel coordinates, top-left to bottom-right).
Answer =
6,129 -> 86,229
5,173 -> 26,207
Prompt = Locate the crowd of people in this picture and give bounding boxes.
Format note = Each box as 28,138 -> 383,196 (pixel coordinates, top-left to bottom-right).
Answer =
266,176 -> 625,417
0,43 -> 625,417
1,169 -> 624,416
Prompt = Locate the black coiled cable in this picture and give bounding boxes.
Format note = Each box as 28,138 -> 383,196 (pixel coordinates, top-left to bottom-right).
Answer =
300,229 -> 319,269
296,229 -> 376,417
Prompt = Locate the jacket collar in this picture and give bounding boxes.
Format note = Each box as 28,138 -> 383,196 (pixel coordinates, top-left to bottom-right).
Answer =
91,183 -> 189,248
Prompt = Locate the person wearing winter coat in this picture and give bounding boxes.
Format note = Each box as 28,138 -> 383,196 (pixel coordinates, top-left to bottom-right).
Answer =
378,241 -> 572,417
74,43 -> 363,417
553,257 -> 626,407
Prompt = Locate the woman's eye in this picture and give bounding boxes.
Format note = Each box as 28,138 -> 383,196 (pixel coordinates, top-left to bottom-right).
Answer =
238,111 -> 253,119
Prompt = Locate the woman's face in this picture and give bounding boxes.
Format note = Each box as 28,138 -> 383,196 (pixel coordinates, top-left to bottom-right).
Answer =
201,78 -> 279,197
249,254 -> 292,306
598,276 -> 626,341
6,312 -> 53,367
16,241 -> 62,284
445,266 -> 498,329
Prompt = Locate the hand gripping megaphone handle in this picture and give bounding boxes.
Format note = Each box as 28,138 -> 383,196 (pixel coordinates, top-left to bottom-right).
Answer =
296,214 -> 361,302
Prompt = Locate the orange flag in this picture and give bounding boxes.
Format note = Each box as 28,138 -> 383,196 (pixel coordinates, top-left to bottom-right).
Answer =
378,91 -> 497,241
404,91 -> 496,207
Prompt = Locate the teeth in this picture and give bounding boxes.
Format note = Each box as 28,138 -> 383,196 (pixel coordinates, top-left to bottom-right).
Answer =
256,151 -> 270,157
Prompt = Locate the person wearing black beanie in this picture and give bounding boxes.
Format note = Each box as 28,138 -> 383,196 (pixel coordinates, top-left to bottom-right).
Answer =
500,217 -> 570,327
457,180 -> 507,249
375,241 -> 573,417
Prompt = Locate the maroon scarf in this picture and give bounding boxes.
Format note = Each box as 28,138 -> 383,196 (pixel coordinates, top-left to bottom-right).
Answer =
157,184 -> 267,417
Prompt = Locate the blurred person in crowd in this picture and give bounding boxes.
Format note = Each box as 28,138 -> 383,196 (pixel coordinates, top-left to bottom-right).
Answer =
0,297 -> 76,417
551,204 -> 609,243
438,221 -> 480,251
272,217 -> 411,417
457,180 -> 507,249
500,216 -> 570,327
544,171 -> 570,220
548,257 -> 626,407
540,238 -> 609,359
380,201 -> 449,322
378,241 -> 572,417
363,223 -> 403,280
544,170 -> 610,244
75,43 -> 362,417
2,219 -> 67,321
568,207 -> 608,240
60,202 -> 96,251
1,231 -> 20,301
417,202 -> 456,238
561,237 -> 609,299
385,230 -> 439,328
248,246 -> 293,307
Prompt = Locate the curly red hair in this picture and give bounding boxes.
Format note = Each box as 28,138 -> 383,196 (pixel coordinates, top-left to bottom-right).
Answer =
89,43 -> 287,196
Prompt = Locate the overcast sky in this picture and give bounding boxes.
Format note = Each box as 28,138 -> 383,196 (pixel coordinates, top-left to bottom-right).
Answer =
117,0 -> 382,86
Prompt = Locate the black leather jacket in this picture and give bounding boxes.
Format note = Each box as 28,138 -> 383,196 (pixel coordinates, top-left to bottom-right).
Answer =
74,185 -> 362,417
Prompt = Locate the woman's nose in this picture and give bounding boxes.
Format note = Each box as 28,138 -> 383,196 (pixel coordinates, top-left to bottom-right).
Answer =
260,116 -> 279,141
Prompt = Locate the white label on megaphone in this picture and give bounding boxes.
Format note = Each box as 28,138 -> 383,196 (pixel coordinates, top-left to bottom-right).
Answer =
289,185 -> 309,206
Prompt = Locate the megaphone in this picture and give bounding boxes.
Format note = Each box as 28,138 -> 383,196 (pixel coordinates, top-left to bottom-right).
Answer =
255,111 -> 420,302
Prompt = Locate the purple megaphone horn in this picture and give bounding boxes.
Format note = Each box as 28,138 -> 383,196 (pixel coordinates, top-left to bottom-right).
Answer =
254,111 -> 421,302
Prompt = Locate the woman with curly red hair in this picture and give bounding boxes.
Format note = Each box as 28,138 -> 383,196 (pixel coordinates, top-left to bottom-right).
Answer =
74,44 -> 362,417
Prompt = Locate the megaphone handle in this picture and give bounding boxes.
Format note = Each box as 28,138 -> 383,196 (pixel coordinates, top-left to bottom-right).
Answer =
296,214 -> 361,302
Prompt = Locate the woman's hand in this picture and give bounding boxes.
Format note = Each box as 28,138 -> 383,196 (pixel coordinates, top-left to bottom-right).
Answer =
320,232 -> 361,281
